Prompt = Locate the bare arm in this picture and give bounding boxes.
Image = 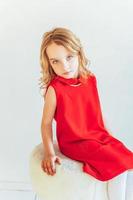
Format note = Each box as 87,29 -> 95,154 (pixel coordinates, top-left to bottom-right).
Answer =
41,86 -> 56,156
41,86 -> 62,176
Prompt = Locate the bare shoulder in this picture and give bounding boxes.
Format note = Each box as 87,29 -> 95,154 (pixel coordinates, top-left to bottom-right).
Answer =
44,85 -> 56,101
41,86 -> 57,126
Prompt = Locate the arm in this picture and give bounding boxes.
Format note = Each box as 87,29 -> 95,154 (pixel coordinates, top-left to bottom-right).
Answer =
41,86 -> 61,175
41,85 -> 56,156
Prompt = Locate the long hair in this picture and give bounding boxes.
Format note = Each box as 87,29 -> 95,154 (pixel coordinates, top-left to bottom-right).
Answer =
38,27 -> 92,96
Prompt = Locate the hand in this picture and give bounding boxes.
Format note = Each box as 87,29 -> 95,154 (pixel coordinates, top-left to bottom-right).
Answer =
41,155 -> 62,176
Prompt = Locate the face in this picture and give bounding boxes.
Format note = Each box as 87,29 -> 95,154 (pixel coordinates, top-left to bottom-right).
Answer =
46,42 -> 80,78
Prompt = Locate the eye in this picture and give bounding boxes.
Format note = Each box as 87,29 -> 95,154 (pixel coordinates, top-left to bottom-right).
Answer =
52,60 -> 58,64
67,55 -> 73,60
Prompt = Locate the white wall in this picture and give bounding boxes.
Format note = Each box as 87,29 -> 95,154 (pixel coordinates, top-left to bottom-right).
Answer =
0,0 -> 133,190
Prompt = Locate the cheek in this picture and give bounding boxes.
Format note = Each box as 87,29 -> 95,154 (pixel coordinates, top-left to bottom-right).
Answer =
70,58 -> 79,69
51,64 -> 58,70
51,65 -> 58,73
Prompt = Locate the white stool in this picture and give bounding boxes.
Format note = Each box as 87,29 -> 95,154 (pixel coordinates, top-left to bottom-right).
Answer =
29,141 -> 109,200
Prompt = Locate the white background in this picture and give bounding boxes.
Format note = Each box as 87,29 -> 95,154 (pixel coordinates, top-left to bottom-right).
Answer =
0,0 -> 133,196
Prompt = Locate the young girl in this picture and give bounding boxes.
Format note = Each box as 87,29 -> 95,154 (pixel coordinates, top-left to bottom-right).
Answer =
39,27 -> 133,199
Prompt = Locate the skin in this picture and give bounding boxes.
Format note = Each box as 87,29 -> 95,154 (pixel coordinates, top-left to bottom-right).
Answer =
41,43 -> 80,176
46,42 -> 80,78
42,43 -> 115,176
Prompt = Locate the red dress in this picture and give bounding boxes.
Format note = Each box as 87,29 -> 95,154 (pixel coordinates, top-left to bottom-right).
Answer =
47,73 -> 133,181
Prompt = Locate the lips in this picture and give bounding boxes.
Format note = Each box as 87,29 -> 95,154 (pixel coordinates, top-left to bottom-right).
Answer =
63,71 -> 72,74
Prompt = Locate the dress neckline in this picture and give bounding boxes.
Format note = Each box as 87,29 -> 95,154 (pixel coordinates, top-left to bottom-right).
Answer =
54,74 -> 88,86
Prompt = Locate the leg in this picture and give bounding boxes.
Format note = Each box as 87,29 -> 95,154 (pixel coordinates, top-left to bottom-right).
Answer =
107,170 -> 128,200
34,193 -> 39,200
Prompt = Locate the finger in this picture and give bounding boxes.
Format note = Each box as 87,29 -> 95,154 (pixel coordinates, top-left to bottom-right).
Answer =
44,167 -> 49,174
47,162 -> 54,175
44,165 -> 50,175
42,164 -> 48,174
56,157 -> 62,164
41,160 -> 44,167
41,161 -> 49,174
42,162 -> 47,169
51,163 -> 56,173
41,161 -> 45,169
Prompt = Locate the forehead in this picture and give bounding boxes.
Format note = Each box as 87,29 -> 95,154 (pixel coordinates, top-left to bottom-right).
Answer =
46,43 -> 72,60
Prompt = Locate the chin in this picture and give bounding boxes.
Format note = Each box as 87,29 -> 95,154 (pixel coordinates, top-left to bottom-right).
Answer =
64,72 -> 77,78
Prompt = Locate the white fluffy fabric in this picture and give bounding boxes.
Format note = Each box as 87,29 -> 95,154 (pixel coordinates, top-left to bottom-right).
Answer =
29,141 -> 133,200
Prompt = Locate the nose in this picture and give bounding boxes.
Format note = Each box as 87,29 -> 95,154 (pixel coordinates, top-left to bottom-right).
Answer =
62,60 -> 70,72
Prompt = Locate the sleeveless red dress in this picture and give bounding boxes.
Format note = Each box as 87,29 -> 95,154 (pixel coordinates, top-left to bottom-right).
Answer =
47,73 -> 133,181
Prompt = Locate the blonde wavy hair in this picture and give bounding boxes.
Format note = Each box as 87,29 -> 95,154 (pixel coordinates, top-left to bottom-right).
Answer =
39,27 -> 92,96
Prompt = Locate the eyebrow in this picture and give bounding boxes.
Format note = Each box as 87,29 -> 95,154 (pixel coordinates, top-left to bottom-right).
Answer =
49,58 -> 58,61
49,53 -> 74,61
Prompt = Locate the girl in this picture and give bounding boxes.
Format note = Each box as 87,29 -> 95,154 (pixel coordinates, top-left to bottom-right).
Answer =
39,27 -> 133,199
